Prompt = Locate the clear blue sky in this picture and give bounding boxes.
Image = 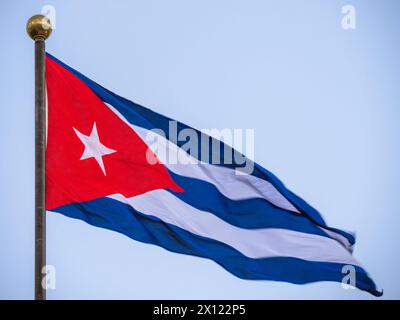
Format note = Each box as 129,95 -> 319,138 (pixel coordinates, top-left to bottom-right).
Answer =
1,0 -> 399,299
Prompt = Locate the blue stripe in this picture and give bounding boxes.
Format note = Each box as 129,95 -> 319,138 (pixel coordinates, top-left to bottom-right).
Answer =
50,197 -> 381,296
46,53 -> 355,246
168,170 -> 330,237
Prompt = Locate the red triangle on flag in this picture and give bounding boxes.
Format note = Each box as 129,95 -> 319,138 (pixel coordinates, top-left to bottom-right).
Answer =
45,56 -> 183,210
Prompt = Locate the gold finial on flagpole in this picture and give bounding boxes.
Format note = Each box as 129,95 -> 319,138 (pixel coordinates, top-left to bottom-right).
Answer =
26,14 -> 52,41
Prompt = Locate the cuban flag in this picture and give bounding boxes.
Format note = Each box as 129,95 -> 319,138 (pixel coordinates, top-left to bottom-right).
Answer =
45,53 -> 381,296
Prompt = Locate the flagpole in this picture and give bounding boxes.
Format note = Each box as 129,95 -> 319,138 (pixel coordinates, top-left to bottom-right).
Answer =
26,15 -> 52,301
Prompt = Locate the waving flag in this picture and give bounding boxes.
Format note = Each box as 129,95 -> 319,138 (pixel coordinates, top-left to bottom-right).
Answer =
45,53 -> 381,296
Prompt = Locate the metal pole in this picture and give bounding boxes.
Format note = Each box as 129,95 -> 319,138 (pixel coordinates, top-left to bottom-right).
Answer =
34,39 -> 46,301
27,14 -> 52,301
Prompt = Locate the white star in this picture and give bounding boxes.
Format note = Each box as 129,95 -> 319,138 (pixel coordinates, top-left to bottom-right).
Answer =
73,122 -> 116,175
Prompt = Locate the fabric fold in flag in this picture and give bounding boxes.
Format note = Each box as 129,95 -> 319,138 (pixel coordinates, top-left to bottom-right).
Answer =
45,53 -> 382,296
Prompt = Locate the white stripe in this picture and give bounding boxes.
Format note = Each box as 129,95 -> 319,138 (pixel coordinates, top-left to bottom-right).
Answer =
321,228 -> 354,252
105,103 -> 299,213
108,191 -> 360,265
